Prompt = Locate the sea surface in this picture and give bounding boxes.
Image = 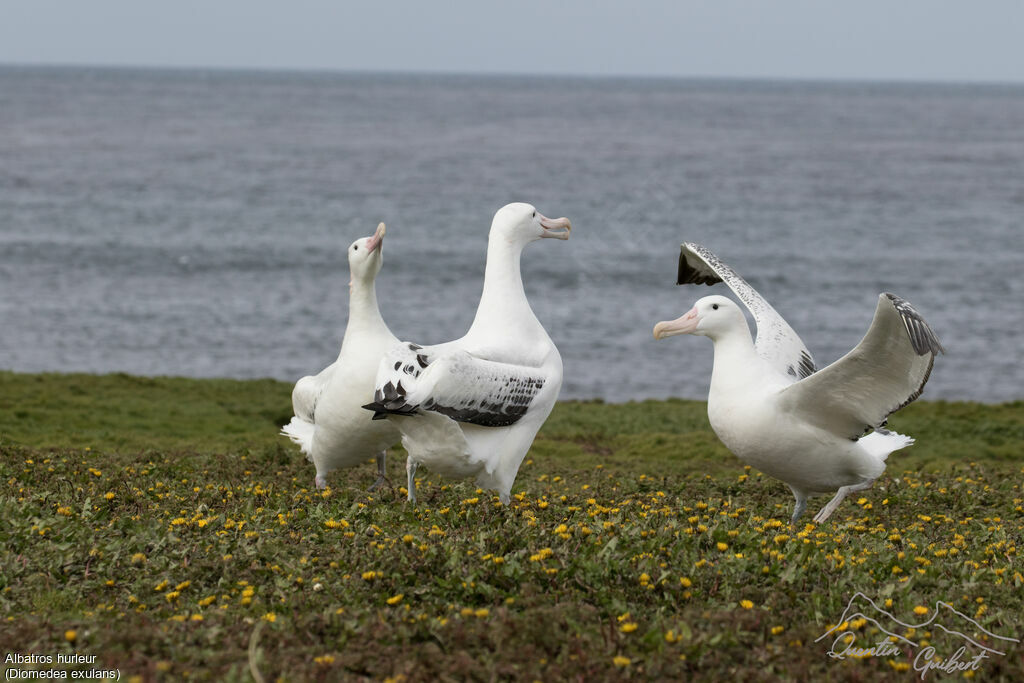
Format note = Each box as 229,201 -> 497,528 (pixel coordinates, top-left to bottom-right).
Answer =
1,66 -> 1022,402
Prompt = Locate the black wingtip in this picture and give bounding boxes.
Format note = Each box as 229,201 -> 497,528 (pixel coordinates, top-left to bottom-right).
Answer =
787,350 -> 817,379
884,293 -> 946,356
361,401 -> 418,419
676,243 -> 722,286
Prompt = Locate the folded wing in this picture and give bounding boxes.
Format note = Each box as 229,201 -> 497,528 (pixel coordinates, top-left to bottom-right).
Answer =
776,293 -> 944,440
290,364 -> 335,423
363,342 -> 547,428
677,242 -> 817,381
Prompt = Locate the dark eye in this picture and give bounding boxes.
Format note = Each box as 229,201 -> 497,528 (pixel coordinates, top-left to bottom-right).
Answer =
712,303 -> 719,310
532,211 -> 536,218
353,245 -> 358,251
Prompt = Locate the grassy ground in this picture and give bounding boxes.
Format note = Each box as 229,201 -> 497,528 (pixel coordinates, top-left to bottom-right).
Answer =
1,371 -> 1022,681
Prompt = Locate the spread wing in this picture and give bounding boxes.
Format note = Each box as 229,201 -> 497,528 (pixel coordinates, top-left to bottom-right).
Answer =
677,242 -> 817,381
776,293 -> 944,439
363,342 -> 547,428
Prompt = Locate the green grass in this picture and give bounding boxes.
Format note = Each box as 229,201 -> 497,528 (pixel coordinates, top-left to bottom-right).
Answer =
1,371 -> 1022,681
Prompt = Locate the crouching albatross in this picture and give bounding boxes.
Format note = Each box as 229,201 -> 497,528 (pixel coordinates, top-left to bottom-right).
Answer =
363,203 -> 571,504
653,243 -> 944,524
282,222 -> 400,490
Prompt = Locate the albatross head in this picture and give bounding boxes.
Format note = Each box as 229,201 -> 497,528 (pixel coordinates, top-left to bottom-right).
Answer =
653,295 -> 747,341
491,202 -> 572,246
348,222 -> 386,288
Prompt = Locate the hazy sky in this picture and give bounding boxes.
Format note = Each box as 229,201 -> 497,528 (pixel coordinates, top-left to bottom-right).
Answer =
3,1 -> 1023,82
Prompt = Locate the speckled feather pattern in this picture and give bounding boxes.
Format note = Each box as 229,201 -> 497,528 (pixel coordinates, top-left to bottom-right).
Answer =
885,293 -> 946,357
882,293 -> 944,415
678,243 -> 818,381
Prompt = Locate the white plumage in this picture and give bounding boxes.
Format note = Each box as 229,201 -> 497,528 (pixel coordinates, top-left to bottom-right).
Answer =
654,243 -> 944,524
282,222 -> 400,490
364,203 -> 572,504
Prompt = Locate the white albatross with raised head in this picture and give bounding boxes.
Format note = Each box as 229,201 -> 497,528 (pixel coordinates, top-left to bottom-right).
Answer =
653,243 -> 944,524
362,202 -> 571,504
281,222 -> 400,490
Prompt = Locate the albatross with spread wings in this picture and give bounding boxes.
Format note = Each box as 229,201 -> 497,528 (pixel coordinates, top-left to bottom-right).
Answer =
654,243 -> 944,524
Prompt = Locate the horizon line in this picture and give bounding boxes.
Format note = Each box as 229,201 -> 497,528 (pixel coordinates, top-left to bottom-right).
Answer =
2,60 -> 1024,89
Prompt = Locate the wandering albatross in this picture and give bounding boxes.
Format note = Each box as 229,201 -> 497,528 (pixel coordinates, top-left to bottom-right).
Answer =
362,202 -> 571,504
653,243 -> 944,524
281,222 -> 400,490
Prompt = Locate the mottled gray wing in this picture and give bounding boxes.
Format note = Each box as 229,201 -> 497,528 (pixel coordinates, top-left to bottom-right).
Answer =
363,343 -> 546,428
777,293 -> 944,439
677,242 -> 817,380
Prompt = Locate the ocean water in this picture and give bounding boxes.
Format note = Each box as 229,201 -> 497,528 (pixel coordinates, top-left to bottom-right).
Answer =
1,66 -> 1021,403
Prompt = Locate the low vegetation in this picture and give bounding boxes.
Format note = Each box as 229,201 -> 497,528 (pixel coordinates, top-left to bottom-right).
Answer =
1,371 -> 1022,680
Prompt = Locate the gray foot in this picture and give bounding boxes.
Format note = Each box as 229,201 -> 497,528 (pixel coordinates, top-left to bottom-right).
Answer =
368,451 -> 390,491
367,475 -> 390,492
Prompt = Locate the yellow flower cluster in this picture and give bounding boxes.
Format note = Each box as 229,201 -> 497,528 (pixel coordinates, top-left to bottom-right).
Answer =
529,547 -> 554,562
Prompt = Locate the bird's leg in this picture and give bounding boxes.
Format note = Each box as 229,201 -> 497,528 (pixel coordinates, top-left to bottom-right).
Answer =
367,451 -> 391,492
790,493 -> 807,528
813,479 -> 876,524
498,490 -> 511,506
787,485 -> 808,527
406,458 -> 418,504
314,475 -> 327,490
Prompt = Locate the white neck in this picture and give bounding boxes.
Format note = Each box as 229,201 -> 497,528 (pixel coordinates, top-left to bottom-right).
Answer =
708,325 -> 761,397
467,236 -> 542,340
339,275 -> 389,355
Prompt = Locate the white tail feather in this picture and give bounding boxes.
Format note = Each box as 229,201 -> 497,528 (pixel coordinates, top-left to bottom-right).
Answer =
859,429 -> 914,462
281,417 -> 316,460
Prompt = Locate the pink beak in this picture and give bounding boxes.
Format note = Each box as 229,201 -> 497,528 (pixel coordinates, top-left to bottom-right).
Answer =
539,213 -> 572,240
653,306 -> 700,340
365,222 -> 386,253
